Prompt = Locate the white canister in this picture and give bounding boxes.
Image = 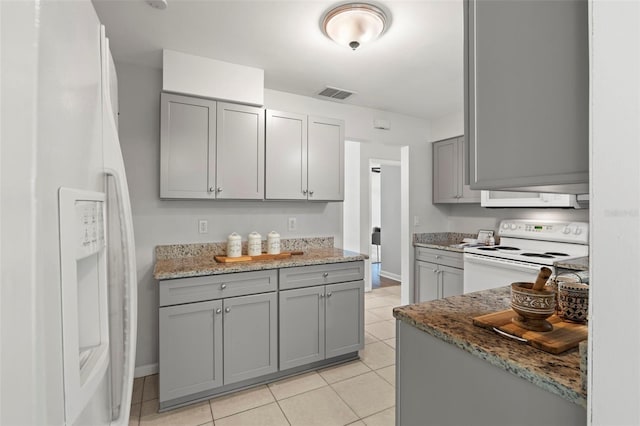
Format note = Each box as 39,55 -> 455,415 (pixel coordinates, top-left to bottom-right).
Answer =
247,232 -> 262,256
267,231 -> 281,255
226,232 -> 242,258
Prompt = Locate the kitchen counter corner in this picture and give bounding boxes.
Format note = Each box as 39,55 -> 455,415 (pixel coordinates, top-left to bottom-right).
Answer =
393,287 -> 586,408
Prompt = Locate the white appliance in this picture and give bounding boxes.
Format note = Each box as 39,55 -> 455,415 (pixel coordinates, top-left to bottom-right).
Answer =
463,220 -> 589,294
481,190 -> 586,208
0,2 -> 136,425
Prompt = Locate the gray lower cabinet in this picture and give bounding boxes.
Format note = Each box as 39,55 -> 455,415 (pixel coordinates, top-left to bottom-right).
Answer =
415,248 -> 464,302
159,292 -> 276,402
280,280 -> 364,370
159,300 -> 223,402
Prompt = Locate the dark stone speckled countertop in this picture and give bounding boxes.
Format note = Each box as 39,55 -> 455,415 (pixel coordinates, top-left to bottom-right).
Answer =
393,287 -> 586,408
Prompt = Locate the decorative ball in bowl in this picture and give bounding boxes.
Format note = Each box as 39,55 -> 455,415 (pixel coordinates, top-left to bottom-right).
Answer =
557,281 -> 589,323
511,282 -> 557,332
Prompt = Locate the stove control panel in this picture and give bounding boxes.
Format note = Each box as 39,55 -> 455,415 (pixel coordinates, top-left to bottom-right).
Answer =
498,220 -> 589,244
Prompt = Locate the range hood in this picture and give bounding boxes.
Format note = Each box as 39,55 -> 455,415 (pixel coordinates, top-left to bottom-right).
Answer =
481,190 -> 588,208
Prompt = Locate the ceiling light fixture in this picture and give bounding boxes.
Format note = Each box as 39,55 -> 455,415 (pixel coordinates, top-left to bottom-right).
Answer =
322,3 -> 388,51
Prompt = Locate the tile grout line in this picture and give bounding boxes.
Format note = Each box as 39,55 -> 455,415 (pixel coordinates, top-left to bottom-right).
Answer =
266,382 -> 293,426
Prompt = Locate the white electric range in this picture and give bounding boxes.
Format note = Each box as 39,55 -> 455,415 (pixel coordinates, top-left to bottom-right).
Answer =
463,219 -> 589,293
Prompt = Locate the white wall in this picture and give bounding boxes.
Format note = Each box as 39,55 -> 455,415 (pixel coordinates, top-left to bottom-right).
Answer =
118,62 -> 442,370
589,1 -> 639,423
429,110 -> 464,142
342,141 -> 361,253
380,165 -> 402,278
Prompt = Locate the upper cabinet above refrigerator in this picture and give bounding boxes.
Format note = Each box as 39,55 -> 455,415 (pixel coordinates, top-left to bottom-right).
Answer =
464,0 -> 589,193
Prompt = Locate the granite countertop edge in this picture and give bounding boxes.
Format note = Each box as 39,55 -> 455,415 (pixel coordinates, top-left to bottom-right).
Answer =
413,241 -> 466,253
154,249 -> 367,281
393,290 -> 586,408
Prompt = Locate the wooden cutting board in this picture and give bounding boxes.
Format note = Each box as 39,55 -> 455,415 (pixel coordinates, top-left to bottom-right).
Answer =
214,251 -> 304,263
473,309 -> 587,354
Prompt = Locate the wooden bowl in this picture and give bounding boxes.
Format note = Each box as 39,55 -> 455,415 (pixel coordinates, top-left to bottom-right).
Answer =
511,282 -> 556,332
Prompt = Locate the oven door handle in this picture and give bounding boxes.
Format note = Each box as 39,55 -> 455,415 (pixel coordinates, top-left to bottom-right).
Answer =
464,253 -> 548,273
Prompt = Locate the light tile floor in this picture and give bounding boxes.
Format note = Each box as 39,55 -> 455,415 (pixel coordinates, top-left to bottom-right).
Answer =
130,285 -> 401,426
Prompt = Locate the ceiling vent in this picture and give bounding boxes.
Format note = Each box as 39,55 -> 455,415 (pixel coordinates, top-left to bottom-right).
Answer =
317,86 -> 356,101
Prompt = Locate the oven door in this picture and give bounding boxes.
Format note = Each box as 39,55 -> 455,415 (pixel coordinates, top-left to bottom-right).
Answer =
463,253 -> 548,294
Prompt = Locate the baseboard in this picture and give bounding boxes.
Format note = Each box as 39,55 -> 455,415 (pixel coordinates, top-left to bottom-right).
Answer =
379,270 -> 401,282
134,363 -> 158,378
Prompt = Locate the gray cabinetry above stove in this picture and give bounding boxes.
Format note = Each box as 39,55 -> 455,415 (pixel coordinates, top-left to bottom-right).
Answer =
433,136 -> 480,204
464,0 -> 588,192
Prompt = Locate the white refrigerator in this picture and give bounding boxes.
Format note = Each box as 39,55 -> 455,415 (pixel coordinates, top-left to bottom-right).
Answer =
1,1 -> 137,425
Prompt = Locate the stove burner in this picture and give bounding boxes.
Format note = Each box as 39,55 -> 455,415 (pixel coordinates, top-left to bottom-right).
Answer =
521,253 -> 555,259
495,246 -> 520,251
477,247 -> 499,251
544,252 -> 569,256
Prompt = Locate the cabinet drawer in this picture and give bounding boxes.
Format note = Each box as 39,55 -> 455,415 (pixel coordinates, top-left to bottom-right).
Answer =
415,247 -> 463,269
159,270 -> 278,307
279,261 -> 364,290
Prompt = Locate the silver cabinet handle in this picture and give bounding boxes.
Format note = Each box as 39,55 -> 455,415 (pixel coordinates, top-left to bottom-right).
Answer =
432,269 -> 438,274
216,309 -> 222,314
327,292 -> 332,297
216,187 -> 223,193
302,189 -> 308,195
209,187 -> 215,192
323,272 -> 329,278
435,255 -> 441,259
220,284 -> 227,290
225,307 -> 231,313
309,191 -> 314,196
319,293 -> 325,298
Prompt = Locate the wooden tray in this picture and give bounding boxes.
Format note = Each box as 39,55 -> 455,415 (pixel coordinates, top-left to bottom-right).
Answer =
473,309 -> 587,354
214,251 -> 303,263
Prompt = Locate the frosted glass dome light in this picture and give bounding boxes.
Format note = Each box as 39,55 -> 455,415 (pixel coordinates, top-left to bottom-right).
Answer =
322,3 -> 388,51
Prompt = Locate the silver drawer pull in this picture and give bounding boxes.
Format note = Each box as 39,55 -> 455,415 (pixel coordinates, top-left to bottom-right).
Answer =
302,189 -> 308,195
309,191 -> 314,196
319,294 -> 325,298
217,187 -> 223,193
209,187 -> 215,192
435,255 -> 441,259
323,272 -> 329,278
215,309 -> 222,314
220,284 -> 227,290
327,292 -> 332,297
225,307 -> 231,313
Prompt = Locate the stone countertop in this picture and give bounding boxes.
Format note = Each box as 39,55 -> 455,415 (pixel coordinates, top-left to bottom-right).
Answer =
393,287 -> 586,408
413,232 -> 479,253
555,256 -> 589,272
154,247 -> 367,280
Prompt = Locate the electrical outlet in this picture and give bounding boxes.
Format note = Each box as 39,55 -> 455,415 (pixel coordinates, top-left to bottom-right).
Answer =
288,217 -> 297,231
198,219 -> 208,234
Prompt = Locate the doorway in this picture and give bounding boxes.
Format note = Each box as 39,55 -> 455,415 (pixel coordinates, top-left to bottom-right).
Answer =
370,161 -> 401,289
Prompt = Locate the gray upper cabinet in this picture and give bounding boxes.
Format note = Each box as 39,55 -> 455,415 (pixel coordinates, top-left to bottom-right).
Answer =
307,116 -> 344,201
265,111 -> 344,201
160,93 -> 264,199
465,0 -> 589,190
433,136 -> 480,204
216,103 -> 265,200
222,292 -> 277,385
265,110 -> 308,200
160,93 -> 216,199
159,299 -> 223,402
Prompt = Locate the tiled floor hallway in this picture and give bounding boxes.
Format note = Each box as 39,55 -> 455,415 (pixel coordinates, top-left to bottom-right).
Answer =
129,285 -> 401,426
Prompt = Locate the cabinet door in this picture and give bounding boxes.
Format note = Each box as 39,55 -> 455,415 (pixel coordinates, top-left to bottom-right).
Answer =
325,281 -> 364,358
265,110 -> 308,200
415,261 -> 439,303
216,102 -> 265,199
159,300 -> 223,402
440,265 -> 464,299
222,293 -> 277,385
160,93 -> 216,199
458,137 -> 481,202
432,138 -> 460,203
307,116 -> 344,201
467,0 -> 588,189
279,286 -> 325,370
